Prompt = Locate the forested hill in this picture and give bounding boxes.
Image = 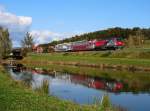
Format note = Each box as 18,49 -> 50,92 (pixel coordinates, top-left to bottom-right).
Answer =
40,27 -> 150,47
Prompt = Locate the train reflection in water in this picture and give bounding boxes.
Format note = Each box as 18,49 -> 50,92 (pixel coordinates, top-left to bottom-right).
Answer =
9,63 -> 124,93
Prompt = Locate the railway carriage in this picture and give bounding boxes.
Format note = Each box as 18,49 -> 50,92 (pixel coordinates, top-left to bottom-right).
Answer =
71,40 -> 95,51
54,43 -> 72,52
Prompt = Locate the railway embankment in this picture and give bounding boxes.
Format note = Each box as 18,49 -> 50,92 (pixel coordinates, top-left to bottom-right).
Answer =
21,50 -> 150,72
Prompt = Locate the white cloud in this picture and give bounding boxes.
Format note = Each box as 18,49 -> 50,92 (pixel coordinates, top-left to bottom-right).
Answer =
0,13 -> 32,26
30,30 -> 66,45
0,5 -> 32,47
30,30 -> 85,45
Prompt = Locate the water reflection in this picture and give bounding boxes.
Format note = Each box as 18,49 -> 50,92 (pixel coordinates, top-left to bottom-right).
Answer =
7,64 -> 124,93
4,63 -> 150,111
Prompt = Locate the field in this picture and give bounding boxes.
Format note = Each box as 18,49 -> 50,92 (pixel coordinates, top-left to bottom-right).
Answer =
23,47 -> 150,68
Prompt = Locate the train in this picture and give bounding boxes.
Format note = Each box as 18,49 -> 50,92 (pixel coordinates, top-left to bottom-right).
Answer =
54,37 -> 125,52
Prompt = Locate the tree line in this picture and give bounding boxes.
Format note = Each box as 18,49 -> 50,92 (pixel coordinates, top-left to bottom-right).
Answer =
49,27 -> 150,45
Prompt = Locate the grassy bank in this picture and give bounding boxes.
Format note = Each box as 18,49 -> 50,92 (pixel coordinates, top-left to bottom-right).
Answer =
0,65 -> 102,111
23,49 -> 150,69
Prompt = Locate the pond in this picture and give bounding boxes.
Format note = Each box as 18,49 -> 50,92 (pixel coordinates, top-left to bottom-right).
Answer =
4,63 -> 150,111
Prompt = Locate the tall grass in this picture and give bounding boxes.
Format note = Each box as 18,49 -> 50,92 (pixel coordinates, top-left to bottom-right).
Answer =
100,94 -> 112,111
35,80 -> 49,94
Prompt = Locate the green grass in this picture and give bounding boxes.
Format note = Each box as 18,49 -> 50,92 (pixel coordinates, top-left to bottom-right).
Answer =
24,49 -> 150,67
0,65 -> 101,111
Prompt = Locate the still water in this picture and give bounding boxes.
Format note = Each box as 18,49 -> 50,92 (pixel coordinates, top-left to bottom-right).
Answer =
4,64 -> 150,111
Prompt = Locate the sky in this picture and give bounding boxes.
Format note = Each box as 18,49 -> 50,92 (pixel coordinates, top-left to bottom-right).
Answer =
0,0 -> 150,47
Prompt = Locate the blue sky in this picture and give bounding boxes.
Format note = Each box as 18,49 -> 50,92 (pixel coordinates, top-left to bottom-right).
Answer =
0,0 -> 150,46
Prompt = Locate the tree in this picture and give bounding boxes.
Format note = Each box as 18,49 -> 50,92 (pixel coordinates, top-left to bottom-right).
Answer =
21,32 -> 34,52
0,27 -> 12,59
135,30 -> 145,46
127,30 -> 145,47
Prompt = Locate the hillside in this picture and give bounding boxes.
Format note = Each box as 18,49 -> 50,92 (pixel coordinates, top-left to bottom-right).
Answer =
39,27 -> 150,52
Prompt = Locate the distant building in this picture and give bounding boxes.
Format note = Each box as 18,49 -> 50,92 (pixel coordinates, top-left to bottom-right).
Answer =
11,48 -> 23,59
32,45 -> 43,53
